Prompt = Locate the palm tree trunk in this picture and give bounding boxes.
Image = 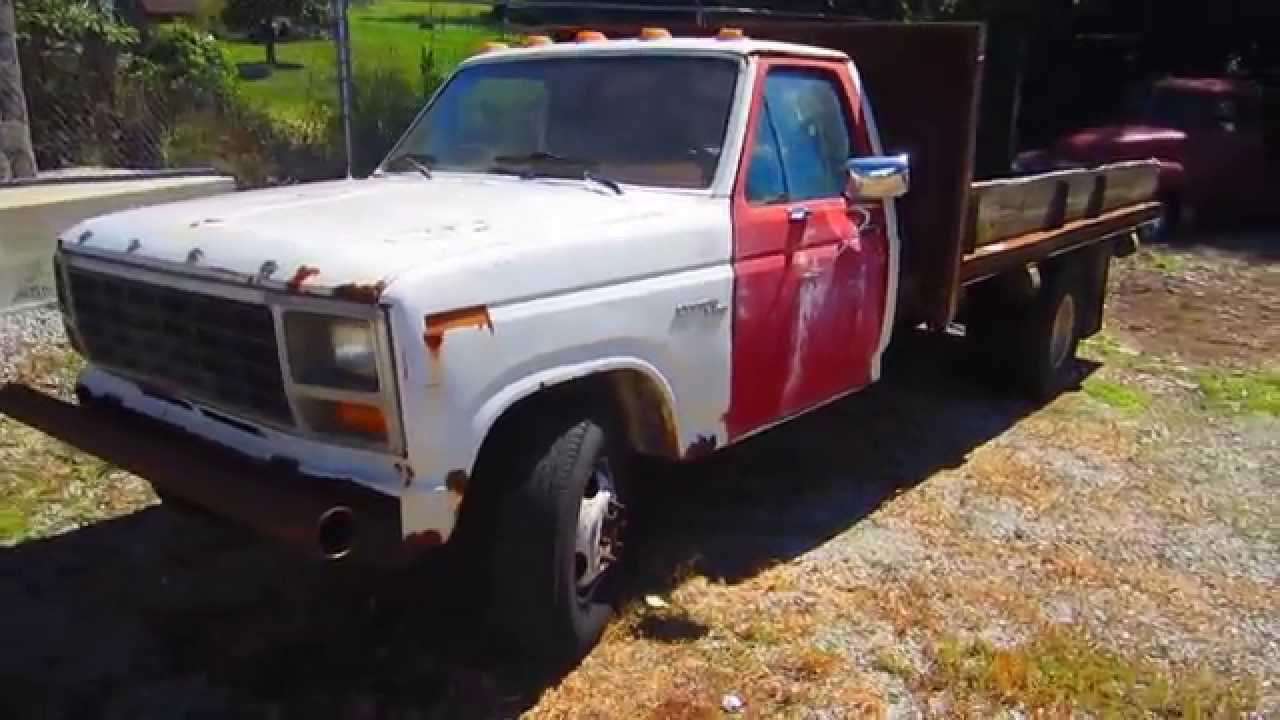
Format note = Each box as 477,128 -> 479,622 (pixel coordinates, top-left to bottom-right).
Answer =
0,0 -> 37,180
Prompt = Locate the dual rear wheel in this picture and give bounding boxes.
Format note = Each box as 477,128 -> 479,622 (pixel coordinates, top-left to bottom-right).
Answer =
967,249 -> 1105,399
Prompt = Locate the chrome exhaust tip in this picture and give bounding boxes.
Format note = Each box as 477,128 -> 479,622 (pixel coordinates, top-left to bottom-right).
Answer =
317,506 -> 356,560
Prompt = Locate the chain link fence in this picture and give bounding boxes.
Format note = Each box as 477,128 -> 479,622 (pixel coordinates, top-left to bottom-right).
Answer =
27,76 -> 174,174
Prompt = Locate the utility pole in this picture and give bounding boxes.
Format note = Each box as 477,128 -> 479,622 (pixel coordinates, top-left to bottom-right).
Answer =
333,0 -> 354,178
0,0 -> 37,180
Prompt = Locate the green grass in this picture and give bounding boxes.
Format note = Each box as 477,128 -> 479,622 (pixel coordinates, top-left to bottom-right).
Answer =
1197,368 -> 1280,416
0,505 -> 29,543
1142,249 -> 1189,274
873,646 -> 916,681
1079,330 -> 1141,367
933,629 -> 1258,717
221,1 -> 506,120
1083,377 -> 1149,413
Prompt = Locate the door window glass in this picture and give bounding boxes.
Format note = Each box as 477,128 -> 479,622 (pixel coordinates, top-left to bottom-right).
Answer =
762,69 -> 853,201
745,98 -> 788,204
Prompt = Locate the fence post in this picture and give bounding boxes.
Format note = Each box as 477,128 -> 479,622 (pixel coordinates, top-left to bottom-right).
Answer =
0,0 -> 37,180
333,0 -> 354,178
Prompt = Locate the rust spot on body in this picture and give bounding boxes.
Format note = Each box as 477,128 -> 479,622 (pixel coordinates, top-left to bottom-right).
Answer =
424,306 -> 493,355
684,434 -> 718,460
445,469 -> 469,496
333,281 -> 387,304
405,530 -> 443,549
286,265 -> 321,292
395,462 -> 416,488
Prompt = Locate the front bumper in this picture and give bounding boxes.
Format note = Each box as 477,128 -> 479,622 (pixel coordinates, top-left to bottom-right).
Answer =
0,382 -> 423,564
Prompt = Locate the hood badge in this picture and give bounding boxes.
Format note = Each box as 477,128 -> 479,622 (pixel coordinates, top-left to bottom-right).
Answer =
186,248 -> 204,265
259,260 -> 278,279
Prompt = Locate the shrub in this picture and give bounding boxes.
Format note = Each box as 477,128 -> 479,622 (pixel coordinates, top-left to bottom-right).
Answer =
15,0 -> 142,168
348,59 -> 427,175
137,23 -> 236,109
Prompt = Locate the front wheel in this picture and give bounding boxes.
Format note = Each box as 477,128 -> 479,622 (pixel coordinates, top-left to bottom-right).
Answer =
489,412 -> 629,667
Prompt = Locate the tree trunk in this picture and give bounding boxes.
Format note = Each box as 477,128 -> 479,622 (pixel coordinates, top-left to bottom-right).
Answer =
0,0 -> 36,180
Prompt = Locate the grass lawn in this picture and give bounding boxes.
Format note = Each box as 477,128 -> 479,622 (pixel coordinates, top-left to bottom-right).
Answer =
221,1 -> 503,120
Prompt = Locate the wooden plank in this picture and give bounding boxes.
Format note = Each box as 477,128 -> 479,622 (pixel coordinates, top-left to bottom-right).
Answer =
1099,160 -> 1161,213
969,168 -> 1096,247
959,202 -> 1161,284
968,160 -> 1160,250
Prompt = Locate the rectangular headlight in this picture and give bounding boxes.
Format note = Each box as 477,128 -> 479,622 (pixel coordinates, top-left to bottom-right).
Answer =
284,312 -> 379,392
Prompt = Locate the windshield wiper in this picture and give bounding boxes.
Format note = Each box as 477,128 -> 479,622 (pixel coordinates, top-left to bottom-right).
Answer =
381,153 -> 435,179
583,171 -> 622,196
490,152 -> 623,195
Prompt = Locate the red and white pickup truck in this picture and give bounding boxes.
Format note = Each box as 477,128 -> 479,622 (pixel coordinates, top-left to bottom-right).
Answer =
0,23 -> 1160,663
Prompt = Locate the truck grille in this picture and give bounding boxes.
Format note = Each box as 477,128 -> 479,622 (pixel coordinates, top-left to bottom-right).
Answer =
66,267 -> 294,426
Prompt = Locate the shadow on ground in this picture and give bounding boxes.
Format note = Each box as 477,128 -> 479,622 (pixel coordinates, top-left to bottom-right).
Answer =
1152,220 -> 1280,262
0,331 -> 1055,718
236,62 -> 306,81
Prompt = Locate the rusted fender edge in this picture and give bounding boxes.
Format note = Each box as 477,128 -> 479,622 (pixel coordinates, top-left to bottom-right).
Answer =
0,383 -> 411,565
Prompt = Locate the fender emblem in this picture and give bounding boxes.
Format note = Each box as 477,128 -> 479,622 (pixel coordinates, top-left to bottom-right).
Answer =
675,299 -> 728,318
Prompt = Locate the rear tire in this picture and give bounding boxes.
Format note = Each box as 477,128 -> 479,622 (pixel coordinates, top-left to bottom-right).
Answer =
1156,191 -> 1183,238
489,410 -> 629,668
1016,264 -> 1083,399
965,261 -> 1084,400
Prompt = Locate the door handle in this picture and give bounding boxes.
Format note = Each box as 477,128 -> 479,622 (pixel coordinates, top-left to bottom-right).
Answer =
787,206 -> 812,223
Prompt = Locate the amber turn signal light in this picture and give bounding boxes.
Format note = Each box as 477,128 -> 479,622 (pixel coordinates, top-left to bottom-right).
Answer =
332,401 -> 388,438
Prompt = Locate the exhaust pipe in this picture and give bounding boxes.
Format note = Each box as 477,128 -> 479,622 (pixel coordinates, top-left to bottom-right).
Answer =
317,506 -> 356,559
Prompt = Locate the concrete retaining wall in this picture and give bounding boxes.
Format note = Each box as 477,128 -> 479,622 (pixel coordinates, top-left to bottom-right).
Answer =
0,171 -> 235,312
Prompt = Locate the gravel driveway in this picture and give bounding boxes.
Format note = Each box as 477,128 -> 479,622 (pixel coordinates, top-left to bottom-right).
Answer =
1,233 -> 1276,718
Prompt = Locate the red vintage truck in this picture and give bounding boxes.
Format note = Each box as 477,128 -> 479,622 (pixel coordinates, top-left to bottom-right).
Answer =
1017,75 -> 1275,231
0,22 -> 1159,664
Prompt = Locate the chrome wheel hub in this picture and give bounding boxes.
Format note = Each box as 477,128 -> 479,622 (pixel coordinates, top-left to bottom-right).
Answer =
575,457 -> 624,594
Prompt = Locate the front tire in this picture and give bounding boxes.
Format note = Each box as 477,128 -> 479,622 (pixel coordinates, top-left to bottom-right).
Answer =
489,412 -> 629,667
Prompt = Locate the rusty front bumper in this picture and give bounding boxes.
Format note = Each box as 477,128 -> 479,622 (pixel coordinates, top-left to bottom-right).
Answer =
0,383 -> 408,563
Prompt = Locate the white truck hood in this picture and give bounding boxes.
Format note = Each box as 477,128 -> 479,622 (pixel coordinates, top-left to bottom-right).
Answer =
61,175 -> 714,302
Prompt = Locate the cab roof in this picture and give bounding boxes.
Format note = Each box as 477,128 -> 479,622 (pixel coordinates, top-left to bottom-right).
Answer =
459,36 -> 850,67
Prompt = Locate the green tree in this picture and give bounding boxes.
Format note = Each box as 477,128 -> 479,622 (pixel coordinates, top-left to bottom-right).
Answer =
0,0 -> 36,179
222,0 -> 328,66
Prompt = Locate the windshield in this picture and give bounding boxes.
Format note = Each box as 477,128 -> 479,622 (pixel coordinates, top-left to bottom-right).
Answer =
381,55 -> 740,189
1132,86 -> 1260,132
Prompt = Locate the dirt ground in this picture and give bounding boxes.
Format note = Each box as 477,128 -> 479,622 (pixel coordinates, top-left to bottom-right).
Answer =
1,230 -> 1276,719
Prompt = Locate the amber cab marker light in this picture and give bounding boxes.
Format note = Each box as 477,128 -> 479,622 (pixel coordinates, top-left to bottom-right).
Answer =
717,27 -> 746,40
576,30 -> 608,43
477,41 -> 509,53
524,35 -> 554,46
640,27 -> 672,40
333,402 -> 388,438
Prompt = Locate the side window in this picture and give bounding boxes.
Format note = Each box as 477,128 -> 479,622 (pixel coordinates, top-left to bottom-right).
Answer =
763,69 -> 853,201
745,98 -> 788,204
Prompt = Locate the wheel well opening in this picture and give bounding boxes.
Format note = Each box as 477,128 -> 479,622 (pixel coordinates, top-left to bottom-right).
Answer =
451,369 -> 679,547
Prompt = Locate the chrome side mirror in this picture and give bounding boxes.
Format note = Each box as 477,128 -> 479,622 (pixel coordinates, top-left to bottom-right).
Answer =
847,154 -> 910,200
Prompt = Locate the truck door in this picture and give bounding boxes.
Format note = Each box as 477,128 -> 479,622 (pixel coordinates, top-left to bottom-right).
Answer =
725,58 -> 889,439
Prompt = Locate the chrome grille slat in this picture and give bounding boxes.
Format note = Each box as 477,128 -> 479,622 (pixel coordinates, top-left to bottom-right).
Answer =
67,268 -> 293,425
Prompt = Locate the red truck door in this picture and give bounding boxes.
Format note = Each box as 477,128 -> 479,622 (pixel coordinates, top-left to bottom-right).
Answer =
725,57 -> 889,439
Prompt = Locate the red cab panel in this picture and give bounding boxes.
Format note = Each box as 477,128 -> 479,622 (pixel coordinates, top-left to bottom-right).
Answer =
725,57 -> 889,439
